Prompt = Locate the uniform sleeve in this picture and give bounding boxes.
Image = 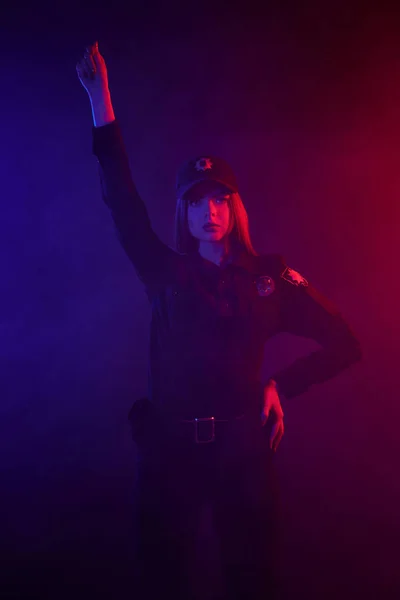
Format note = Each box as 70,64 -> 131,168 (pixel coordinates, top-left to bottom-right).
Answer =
92,120 -> 177,291
271,257 -> 362,400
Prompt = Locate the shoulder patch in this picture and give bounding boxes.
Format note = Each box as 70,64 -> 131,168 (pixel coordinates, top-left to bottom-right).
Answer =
281,266 -> 309,287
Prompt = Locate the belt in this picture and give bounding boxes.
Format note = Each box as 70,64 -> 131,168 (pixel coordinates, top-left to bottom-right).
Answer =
180,414 -> 245,444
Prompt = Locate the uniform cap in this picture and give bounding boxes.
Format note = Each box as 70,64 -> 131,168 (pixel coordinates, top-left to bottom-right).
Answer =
176,155 -> 239,198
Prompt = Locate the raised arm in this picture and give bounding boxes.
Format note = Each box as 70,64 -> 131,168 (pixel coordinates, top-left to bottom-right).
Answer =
76,42 -> 176,294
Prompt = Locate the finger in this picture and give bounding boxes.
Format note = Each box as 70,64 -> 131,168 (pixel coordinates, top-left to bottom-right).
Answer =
92,43 -> 103,69
76,61 -> 86,79
261,409 -> 268,426
78,58 -> 91,76
76,59 -> 90,81
273,432 -> 284,452
85,41 -> 98,55
87,41 -> 100,61
269,422 -> 280,449
272,423 -> 284,452
83,52 -> 96,77
270,420 -> 284,449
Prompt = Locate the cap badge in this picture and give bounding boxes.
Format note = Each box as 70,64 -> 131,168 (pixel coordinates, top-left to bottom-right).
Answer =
195,157 -> 213,172
281,267 -> 309,287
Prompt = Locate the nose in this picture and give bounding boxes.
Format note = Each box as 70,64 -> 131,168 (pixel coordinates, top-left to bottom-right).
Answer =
205,199 -> 217,218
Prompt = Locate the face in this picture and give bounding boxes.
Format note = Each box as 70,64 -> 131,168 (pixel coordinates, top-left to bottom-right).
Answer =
185,182 -> 232,243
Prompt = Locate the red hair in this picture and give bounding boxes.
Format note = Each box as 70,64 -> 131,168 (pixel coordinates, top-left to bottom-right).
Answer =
174,192 -> 257,255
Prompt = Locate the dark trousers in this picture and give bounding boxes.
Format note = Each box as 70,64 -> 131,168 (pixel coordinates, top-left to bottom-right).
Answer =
131,409 -> 281,600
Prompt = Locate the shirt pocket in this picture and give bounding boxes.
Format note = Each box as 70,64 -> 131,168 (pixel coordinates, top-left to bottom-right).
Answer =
249,274 -> 281,338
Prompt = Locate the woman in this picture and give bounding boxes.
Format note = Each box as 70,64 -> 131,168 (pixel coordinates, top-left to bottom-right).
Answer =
76,42 -> 361,600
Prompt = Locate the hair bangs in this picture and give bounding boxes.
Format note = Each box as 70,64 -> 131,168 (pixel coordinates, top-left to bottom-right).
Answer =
175,191 -> 257,256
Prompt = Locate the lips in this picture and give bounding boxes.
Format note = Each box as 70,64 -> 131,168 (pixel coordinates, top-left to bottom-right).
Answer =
203,223 -> 220,230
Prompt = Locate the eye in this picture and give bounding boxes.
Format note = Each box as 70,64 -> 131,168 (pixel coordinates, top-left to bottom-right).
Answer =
188,198 -> 200,207
216,194 -> 230,204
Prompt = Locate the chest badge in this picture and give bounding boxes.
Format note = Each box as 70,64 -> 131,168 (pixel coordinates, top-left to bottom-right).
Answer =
255,275 -> 276,297
281,266 -> 309,287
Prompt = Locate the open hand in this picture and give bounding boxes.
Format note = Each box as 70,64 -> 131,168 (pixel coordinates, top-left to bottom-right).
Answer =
261,379 -> 284,452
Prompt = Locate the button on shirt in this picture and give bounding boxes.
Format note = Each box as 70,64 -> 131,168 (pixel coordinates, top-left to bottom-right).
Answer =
92,121 -> 361,418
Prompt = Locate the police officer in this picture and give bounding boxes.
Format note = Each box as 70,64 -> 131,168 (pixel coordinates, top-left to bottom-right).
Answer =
77,42 -> 362,600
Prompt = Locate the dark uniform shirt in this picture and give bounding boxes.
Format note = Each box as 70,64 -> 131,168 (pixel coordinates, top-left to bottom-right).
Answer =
93,121 -> 361,418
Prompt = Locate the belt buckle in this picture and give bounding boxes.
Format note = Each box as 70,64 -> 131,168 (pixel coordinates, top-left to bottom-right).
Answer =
194,417 -> 215,444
